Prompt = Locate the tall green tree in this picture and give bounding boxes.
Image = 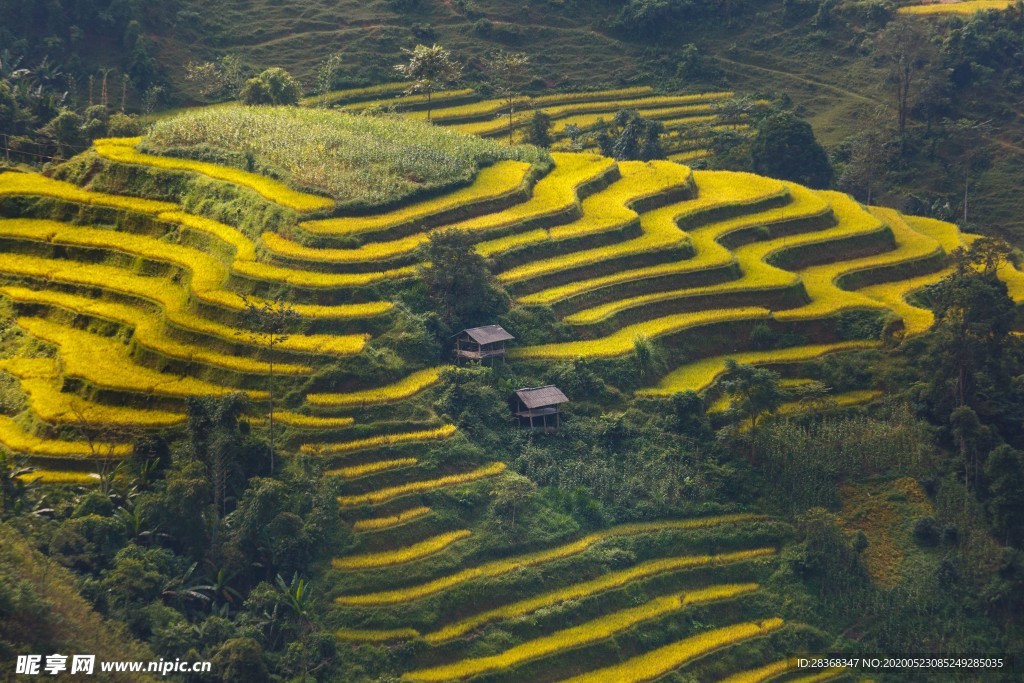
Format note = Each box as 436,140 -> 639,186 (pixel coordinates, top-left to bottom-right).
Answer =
750,112 -> 833,188
239,295 -> 300,473
719,359 -> 785,460
874,18 -> 935,138
597,109 -> 666,161
394,44 -> 462,121
484,51 -> 531,144
924,239 -> 1016,413
419,229 -> 509,335
239,67 -> 301,106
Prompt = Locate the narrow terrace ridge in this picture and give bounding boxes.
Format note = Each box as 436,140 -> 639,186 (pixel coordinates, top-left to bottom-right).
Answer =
334,514 -> 764,606
93,137 -> 335,212
297,160 -> 534,240
479,160 -> 693,261
401,584 -> 761,682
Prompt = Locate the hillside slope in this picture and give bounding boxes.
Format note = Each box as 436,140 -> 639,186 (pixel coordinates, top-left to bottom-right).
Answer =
2,108 -> 1020,678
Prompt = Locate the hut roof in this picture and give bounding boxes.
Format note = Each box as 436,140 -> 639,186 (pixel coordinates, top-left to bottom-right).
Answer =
514,385 -> 569,409
460,325 -> 514,345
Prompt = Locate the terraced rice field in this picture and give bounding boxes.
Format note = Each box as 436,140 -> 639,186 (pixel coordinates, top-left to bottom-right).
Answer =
899,1 -> 1014,15
0,86 -> 1008,680
374,87 -> 744,152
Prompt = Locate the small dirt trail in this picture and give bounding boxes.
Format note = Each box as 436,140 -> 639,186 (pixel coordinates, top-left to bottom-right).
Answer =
712,54 -> 884,106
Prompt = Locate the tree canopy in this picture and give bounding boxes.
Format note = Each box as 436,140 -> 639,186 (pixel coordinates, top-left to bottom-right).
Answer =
750,112 -> 833,189
239,67 -> 301,106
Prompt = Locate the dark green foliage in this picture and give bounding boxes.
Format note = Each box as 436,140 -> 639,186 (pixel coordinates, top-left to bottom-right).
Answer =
550,358 -> 611,402
791,508 -> 869,603
612,0 -> 717,39
668,391 -> 713,440
835,308 -> 887,341
596,108 -> 667,161
918,241 -> 1021,432
211,637 -> 271,683
984,445 -> 1024,546
184,394 -> 266,519
239,67 -> 302,106
941,5 -> 1024,91
524,110 -> 553,147
756,403 -> 931,515
750,112 -> 833,188
913,515 -> 941,546
434,366 -> 511,444
418,228 -> 511,337
719,359 -> 786,434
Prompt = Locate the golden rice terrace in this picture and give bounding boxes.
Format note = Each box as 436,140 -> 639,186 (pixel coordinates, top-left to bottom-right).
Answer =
1,86 -> 1019,681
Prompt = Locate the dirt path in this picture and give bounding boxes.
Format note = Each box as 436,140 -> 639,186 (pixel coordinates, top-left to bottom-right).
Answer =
712,54 -> 883,106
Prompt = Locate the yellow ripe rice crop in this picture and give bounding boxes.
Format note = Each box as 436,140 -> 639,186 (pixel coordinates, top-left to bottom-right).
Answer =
159,211 -> 408,298
270,413 -> 355,429
335,462 -> 507,509
0,216 -> 385,329
669,149 -> 710,163
0,415 -> 131,459
451,92 -> 732,137
899,1 -> 1012,15
16,317 -> 266,400
901,214 -> 972,253
774,201 -> 942,324
158,210 -> 256,259
453,102 -> 714,136
453,152 -> 615,235
335,627 -> 420,643
300,81 -> 407,107
17,470 -> 102,485
0,253 -> 364,356
303,424 -> 456,455
402,584 -> 759,682
0,254 -> 358,354
521,173 -> 807,307
353,506 -> 432,533
332,530 -> 471,571
640,341 -> 880,396
264,154 -> 614,262
0,287 -> 314,376
560,617 -> 786,683
512,308 -> 771,360
425,548 -> 776,644
0,171 -> 177,214
93,137 -> 334,212
501,169 -> 784,287
561,186 -> 885,326
0,357 -> 185,428
261,231 -> 428,265
719,658 -> 799,683
405,87 -> 658,122
307,368 -> 444,407
335,513 -> 763,605
708,390 -> 883,421
343,88 -> 476,112
327,458 -> 419,480
9,210 -> 404,294
231,258 -> 416,288
478,161 -> 693,259
299,161 -> 532,237
551,112 -> 718,136
859,267 -> 953,337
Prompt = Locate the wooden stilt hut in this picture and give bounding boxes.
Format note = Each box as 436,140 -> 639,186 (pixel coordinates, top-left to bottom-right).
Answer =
453,325 -> 514,365
512,385 -> 569,432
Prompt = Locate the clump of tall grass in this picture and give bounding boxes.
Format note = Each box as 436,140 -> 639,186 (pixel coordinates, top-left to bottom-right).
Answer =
142,107 -> 550,210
